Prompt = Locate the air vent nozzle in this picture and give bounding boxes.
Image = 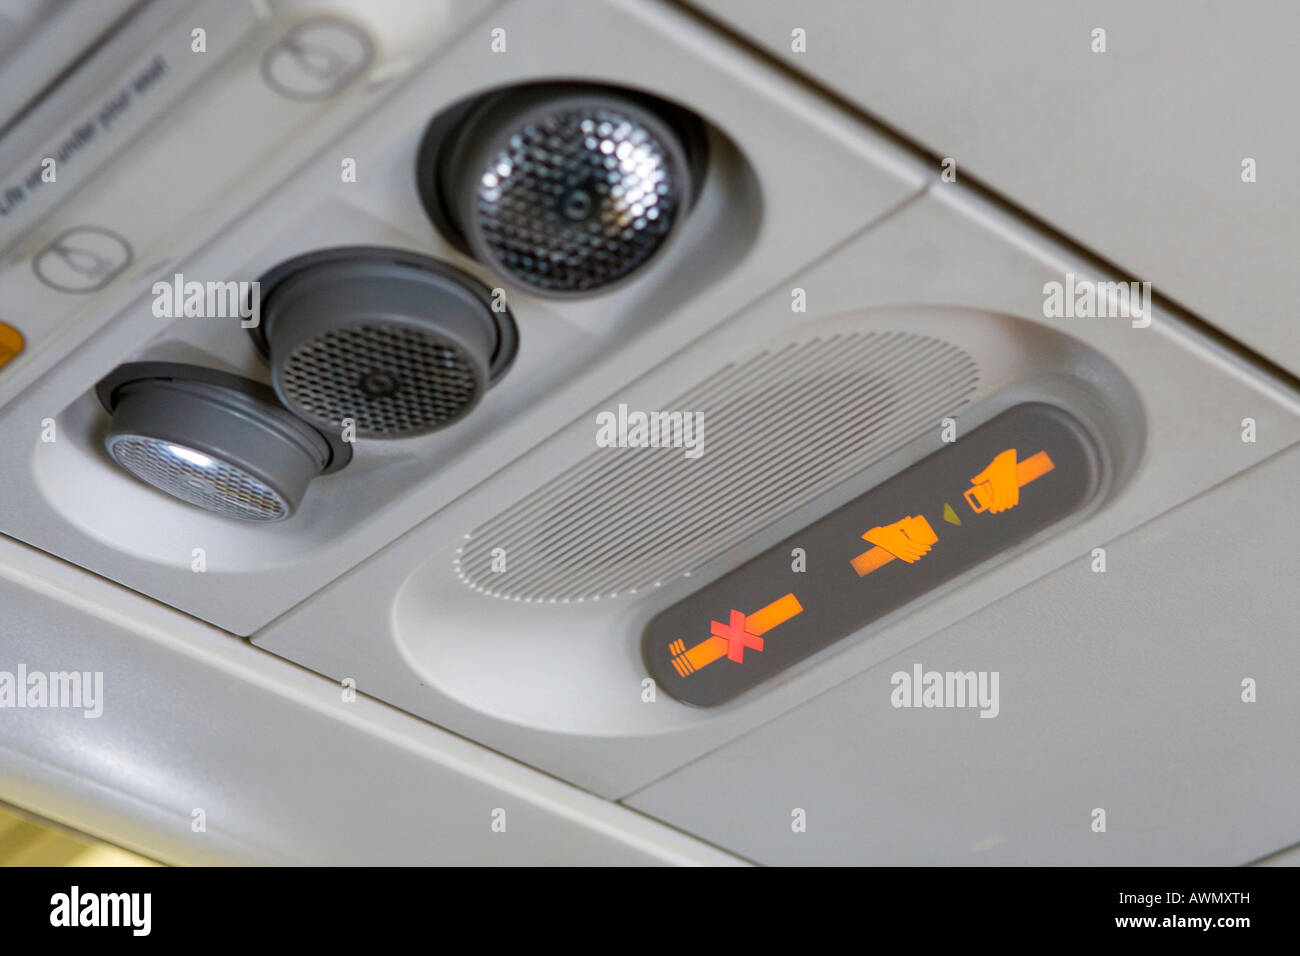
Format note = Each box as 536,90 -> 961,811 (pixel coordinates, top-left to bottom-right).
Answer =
251,247 -> 518,439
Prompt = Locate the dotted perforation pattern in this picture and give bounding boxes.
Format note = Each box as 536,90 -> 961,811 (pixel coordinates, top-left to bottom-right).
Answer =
455,332 -> 980,602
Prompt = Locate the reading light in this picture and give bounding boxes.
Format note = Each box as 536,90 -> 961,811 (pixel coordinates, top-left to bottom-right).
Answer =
166,444 -> 215,468
418,83 -> 707,296
96,362 -> 351,522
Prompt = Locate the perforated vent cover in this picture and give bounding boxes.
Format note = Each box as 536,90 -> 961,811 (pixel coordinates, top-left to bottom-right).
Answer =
472,105 -> 682,293
278,323 -> 483,437
455,332 -> 979,602
107,435 -> 289,522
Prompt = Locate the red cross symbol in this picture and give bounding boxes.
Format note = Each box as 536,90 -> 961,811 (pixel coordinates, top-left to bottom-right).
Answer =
710,609 -> 763,663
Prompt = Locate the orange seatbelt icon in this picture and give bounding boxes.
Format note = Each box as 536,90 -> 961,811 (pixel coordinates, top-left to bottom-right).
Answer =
669,593 -> 803,678
850,514 -> 938,577
965,449 -> 1054,513
850,448 -> 1057,577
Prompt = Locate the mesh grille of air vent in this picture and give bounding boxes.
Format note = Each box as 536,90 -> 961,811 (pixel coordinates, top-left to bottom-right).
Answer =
455,332 -> 979,602
278,324 -> 482,437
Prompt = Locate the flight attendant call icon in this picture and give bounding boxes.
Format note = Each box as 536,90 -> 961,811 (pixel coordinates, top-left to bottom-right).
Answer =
260,17 -> 373,100
32,227 -> 133,293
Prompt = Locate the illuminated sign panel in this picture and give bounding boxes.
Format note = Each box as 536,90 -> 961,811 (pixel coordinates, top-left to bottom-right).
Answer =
643,403 -> 1103,706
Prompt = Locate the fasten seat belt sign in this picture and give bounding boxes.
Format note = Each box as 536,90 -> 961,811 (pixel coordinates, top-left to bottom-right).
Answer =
644,403 -> 1104,707
850,448 -> 1056,577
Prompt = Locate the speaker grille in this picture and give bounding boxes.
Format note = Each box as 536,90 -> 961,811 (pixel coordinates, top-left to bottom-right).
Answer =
277,324 -> 482,437
107,435 -> 289,521
473,105 -> 681,293
455,332 -> 979,602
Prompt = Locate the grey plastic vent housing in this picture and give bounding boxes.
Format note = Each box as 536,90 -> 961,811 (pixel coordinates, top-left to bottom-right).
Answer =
250,247 -> 518,439
96,363 -> 351,522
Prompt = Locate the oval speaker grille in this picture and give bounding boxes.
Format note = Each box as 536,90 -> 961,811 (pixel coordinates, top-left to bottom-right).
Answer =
277,324 -> 482,437
455,332 -> 979,602
108,435 -> 289,521
474,106 -> 682,293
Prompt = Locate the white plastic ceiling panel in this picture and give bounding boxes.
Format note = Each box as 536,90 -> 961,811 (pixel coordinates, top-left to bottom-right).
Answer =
688,0 -> 1300,377
0,534 -> 740,865
255,181 -> 1300,798
626,440 -> 1300,865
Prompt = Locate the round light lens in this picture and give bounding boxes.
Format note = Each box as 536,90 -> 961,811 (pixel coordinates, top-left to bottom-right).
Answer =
108,434 -> 290,522
468,104 -> 683,293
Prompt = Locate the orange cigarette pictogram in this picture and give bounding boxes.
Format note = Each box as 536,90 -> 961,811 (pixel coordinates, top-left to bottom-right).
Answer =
669,593 -> 803,678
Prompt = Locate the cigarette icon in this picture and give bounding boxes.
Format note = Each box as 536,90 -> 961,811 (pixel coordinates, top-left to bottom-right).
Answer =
669,593 -> 803,677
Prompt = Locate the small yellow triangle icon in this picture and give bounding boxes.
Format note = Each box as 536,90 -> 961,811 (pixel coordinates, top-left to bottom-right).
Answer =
943,502 -> 961,526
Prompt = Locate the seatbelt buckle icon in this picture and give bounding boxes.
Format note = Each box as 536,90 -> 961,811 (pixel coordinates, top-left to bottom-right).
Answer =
964,449 -> 1055,513
850,514 -> 938,577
